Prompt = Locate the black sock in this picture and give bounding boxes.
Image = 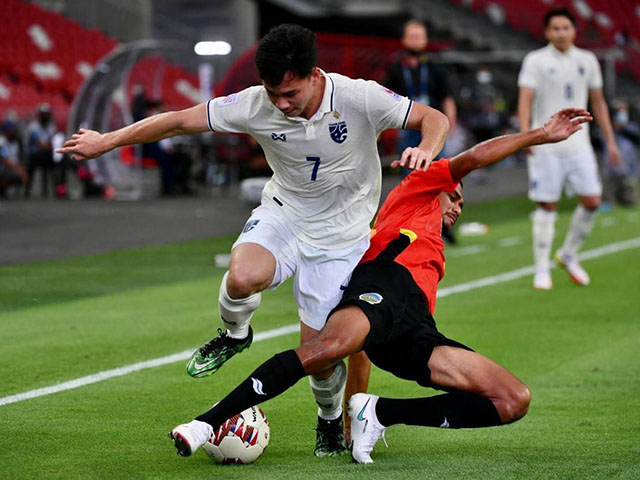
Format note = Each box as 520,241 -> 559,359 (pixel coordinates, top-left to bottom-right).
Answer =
196,349 -> 306,430
375,392 -> 502,429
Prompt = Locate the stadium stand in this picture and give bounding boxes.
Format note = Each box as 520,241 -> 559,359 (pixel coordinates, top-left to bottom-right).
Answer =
449,0 -> 640,80
0,0 -> 198,130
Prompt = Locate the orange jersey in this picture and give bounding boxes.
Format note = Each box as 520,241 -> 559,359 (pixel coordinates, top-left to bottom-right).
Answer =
360,159 -> 458,314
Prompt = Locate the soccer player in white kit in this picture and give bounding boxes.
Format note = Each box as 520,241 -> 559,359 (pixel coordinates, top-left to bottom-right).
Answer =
517,8 -> 620,290
57,24 -> 449,455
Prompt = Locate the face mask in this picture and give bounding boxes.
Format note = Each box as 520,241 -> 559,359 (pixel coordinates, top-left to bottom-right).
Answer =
404,47 -> 423,56
476,70 -> 492,84
615,110 -> 629,125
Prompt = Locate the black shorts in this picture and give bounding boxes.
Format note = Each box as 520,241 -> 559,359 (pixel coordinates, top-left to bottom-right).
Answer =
331,257 -> 471,388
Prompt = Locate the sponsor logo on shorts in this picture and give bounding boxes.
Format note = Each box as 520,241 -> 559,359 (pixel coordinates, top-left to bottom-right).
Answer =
242,219 -> 260,233
219,93 -> 239,107
359,292 -> 383,305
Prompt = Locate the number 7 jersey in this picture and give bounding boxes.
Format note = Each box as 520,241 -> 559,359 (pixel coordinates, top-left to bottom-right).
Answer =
206,70 -> 413,249
518,44 -> 602,155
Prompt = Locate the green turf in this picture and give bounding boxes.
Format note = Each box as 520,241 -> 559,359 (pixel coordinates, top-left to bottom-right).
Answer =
1,195 -> 639,479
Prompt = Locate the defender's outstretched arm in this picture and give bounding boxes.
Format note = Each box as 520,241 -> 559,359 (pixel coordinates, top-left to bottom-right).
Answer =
449,108 -> 592,183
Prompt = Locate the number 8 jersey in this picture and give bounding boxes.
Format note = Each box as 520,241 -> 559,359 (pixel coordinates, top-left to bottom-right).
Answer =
206,70 -> 413,249
518,44 -> 602,155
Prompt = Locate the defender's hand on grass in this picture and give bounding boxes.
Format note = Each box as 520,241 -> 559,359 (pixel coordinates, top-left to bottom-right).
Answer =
56,129 -> 111,161
541,108 -> 592,144
391,146 -> 433,171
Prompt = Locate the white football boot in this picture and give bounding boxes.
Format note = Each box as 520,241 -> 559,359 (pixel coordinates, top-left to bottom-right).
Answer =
170,420 -> 213,457
555,250 -> 590,286
347,393 -> 387,464
533,270 -> 553,290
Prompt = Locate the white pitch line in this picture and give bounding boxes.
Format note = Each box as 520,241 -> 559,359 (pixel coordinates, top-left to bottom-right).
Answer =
438,236 -> 640,298
0,324 -> 299,407
447,245 -> 487,257
2,236 -> 640,408
498,236 -> 524,247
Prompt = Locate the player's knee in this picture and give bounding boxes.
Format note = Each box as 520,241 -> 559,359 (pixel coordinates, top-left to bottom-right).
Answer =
581,198 -> 600,211
500,383 -> 531,423
298,337 -> 345,375
318,337 -> 346,366
227,268 -> 265,298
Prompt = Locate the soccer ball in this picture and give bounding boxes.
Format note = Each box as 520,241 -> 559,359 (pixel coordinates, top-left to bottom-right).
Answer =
203,406 -> 270,465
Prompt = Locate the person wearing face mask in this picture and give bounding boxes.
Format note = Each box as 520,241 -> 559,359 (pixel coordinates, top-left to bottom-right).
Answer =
602,100 -> 638,207
386,19 -> 457,159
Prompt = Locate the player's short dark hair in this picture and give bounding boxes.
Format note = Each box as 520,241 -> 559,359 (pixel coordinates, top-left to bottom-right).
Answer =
255,24 -> 317,85
544,7 -> 576,28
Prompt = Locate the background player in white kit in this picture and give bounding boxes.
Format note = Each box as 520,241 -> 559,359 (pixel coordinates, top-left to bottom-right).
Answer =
517,8 -> 620,290
57,24 -> 449,456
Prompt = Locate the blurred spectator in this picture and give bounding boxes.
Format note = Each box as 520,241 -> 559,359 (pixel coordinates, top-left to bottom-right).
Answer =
385,19 -> 457,158
52,131 -> 69,198
131,84 -> 148,122
0,121 -> 27,198
25,104 -> 57,198
602,101 -> 638,207
159,136 -> 195,195
460,67 -> 508,144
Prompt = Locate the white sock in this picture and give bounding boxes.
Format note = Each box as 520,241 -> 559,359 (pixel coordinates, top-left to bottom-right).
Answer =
218,271 -> 261,339
532,208 -> 557,273
561,205 -> 597,257
309,360 -> 347,421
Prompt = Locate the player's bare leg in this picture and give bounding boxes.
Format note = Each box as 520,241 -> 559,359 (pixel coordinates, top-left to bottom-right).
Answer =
300,308 -> 370,456
555,195 -> 599,286
532,201 -> 557,290
186,243 -> 275,378
181,306 -> 369,457
428,346 -> 531,423
349,346 -> 530,463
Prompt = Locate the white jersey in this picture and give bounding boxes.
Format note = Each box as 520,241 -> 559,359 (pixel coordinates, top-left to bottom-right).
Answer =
518,44 -> 602,154
206,70 -> 413,249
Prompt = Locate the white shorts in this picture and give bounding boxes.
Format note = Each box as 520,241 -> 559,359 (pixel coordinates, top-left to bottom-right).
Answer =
233,205 -> 370,331
527,148 -> 602,202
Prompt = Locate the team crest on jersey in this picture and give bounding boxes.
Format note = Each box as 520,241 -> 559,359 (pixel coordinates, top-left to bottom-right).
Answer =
242,219 -> 260,233
219,93 -> 239,107
359,292 -> 383,305
329,121 -> 348,144
578,65 -> 585,76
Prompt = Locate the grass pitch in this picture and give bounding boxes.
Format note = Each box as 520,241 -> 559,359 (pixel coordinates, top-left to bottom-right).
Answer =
1,195 -> 639,479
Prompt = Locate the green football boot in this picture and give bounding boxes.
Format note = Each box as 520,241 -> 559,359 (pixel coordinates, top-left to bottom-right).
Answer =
314,416 -> 348,457
186,327 -> 253,378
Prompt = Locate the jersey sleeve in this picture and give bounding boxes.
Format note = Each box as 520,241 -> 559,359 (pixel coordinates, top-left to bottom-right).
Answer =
205,87 -> 253,134
364,80 -> 413,133
587,52 -> 603,90
517,53 -> 539,89
383,158 -> 457,211
408,158 -> 458,194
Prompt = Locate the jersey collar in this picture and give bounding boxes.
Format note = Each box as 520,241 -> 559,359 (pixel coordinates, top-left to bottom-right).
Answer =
547,42 -> 574,57
286,69 -> 335,123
